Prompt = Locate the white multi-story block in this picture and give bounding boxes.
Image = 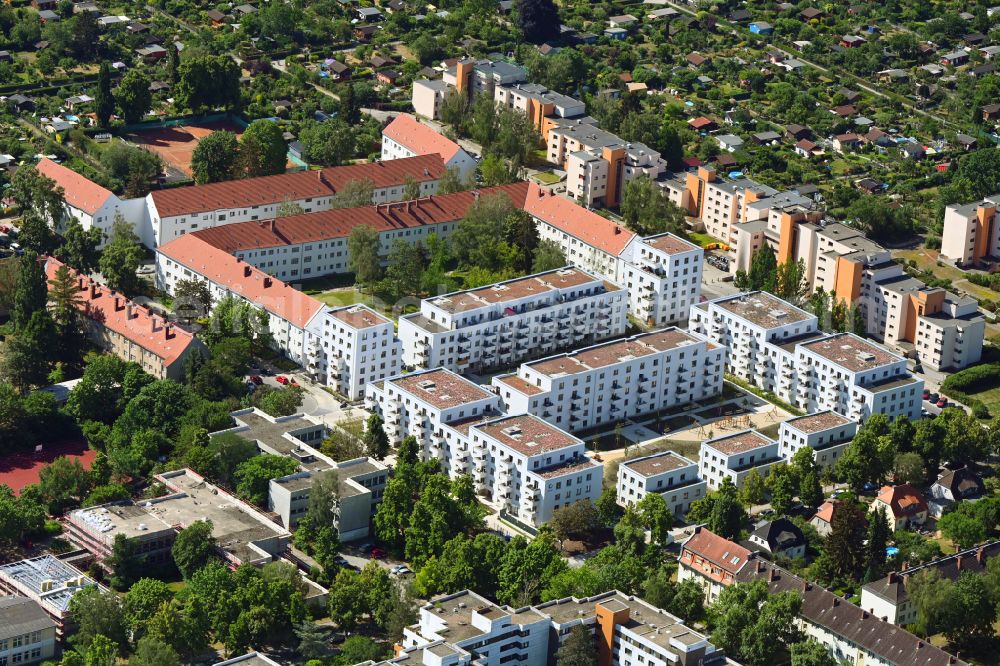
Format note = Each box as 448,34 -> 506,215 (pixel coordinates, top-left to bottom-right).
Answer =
617,451 -> 706,517
941,196 -> 1000,266
492,327 -> 725,433
617,232 -> 703,326
468,415 -> 602,526
778,411 -> 857,469
366,368 -> 502,457
381,113 -> 477,180
322,306 -> 401,400
699,430 -> 782,490
398,267 -> 628,373
690,292 -> 923,421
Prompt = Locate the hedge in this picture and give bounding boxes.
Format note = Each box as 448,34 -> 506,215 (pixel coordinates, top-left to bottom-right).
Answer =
940,362 -> 1000,419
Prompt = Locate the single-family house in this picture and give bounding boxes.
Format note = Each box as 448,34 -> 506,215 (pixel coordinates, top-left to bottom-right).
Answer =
941,49 -> 969,66
810,500 -> 840,536
794,139 -> 822,157
871,484 -> 928,530
717,134 -> 744,152
752,130 -> 781,145
841,35 -> 866,48
930,467 -> 985,505
376,69 -> 400,86
749,518 -> 806,560
832,133 -> 861,153
900,141 -> 926,160
688,116 -> 716,132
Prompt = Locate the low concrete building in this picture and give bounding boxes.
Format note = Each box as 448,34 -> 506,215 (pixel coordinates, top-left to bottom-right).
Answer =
0,596 -> 58,665
0,556 -> 98,636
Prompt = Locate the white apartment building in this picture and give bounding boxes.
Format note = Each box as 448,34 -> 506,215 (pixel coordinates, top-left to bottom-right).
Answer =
155,237 -> 401,399
523,185 -> 704,324
777,411 -> 856,469
381,113 -> 477,180
617,450 -> 706,516
699,430 -> 783,490
468,415 -> 602,526
0,597 -> 57,666
689,292 -> 923,421
492,327 -> 725,433
941,196 -> 1000,266
372,589 -> 738,666
398,267 -> 628,373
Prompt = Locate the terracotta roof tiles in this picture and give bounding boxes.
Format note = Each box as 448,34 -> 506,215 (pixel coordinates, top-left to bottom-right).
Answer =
383,113 -> 463,162
37,158 -> 114,215
522,183 -> 635,256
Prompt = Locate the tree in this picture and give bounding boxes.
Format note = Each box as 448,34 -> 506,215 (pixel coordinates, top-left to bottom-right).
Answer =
711,580 -> 802,666
171,520 -> 216,579
48,263 -> 84,353
38,455 -> 90,513
945,572 -> 996,647
3,309 -> 57,392
238,120 -> 287,178
708,478 -> 745,540
864,506 -> 890,582
822,500 -> 866,580
635,493 -> 673,548
83,635 -> 118,666
384,239 -> 424,300
775,260 -> 808,304
437,166 -> 468,194
57,218 -> 103,274
735,247 -> 778,293
836,413 -> 892,491
95,61 -> 114,127
235,455 -> 299,505
69,587 -> 128,651
306,468 -> 341,528
10,167 -> 62,254
555,625 -> 596,666
129,636 -> 179,666
532,240 -> 567,273
550,500 -> 602,542
331,179 -> 375,209
298,119 -> 355,166
116,69 -> 152,124
100,143 -> 162,199
740,468 -> 766,508
790,641 -> 838,666
767,467 -> 796,516
295,621 -> 328,660
363,414 -> 391,460
335,637 -> 388,665
908,568 -> 953,637
516,0 -> 560,44
123,578 -> 173,639
348,224 -> 382,287
893,452 -> 925,485
176,56 -> 241,113
99,215 -> 143,294
503,209 -> 539,274
106,534 -> 143,590
11,251 -> 48,332
620,176 -> 686,236
174,278 -> 212,324
191,131 -> 239,184
938,508 -> 988,549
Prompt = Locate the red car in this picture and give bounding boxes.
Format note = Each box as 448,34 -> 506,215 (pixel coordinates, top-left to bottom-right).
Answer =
370,547 -> 387,559
249,375 -> 263,385
921,389 -> 930,400
290,379 -> 300,387
276,375 -> 289,385
936,397 -> 948,408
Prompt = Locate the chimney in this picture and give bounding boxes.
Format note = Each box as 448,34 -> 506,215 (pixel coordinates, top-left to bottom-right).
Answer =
151,316 -> 158,333
888,572 -> 898,584
767,567 -> 776,582
957,556 -> 962,571
114,296 -> 124,312
833,597 -> 839,607
165,324 -> 174,340
977,547 -> 985,564
918,641 -> 924,648
244,265 -> 252,278
756,560 -> 764,573
264,277 -> 273,288
126,303 -> 134,319
78,276 -> 85,290
614,225 -> 622,235
269,219 -> 275,233
90,282 -> 98,299
862,611 -> 869,619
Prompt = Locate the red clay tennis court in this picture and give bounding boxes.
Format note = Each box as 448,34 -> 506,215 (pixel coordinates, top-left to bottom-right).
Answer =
127,119 -> 245,179
0,440 -> 96,495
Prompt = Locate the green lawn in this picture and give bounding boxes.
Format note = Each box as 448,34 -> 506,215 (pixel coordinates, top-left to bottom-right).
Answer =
312,288 -> 367,308
688,231 -> 720,248
533,171 -> 562,185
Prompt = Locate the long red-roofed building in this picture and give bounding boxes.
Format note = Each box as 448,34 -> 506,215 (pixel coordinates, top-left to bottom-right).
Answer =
43,257 -> 204,380
380,113 -> 477,180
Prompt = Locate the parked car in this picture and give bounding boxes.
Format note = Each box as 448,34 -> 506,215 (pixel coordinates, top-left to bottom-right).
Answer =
249,375 -> 263,385
390,564 -> 411,575
922,389 -> 930,400
936,397 -> 948,408
927,392 -> 939,403
276,375 -> 289,385
370,547 -> 387,559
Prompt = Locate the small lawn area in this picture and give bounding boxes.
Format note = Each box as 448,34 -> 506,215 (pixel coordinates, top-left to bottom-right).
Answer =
312,287 -> 367,308
688,231 -> 720,248
533,171 -> 562,185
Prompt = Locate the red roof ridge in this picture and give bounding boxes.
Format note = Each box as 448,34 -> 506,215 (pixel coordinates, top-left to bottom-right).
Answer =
522,182 -> 635,256
156,235 -> 326,329
37,158 -> 115,215
383,113 -> 463,162
44,257 -> 196,367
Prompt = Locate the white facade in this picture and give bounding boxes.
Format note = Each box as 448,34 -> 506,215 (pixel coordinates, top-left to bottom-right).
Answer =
398,267 -> 628,373
319,306 -> 402,400
380,116 -> 477,180
492,327 -> 725,433
941,197 -> 1000,265
617,451 -> 706,516
690,292 -> 923,422
617,233 -> 703,326
699,430 -> 782,490
777,411 -> 857,469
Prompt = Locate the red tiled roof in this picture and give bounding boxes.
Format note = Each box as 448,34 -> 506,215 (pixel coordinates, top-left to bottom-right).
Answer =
37,158 -> 114,215
44,257 -> 196,367
382,113 -> 463,162
814,500 -> 837,524
149,154 -> 447,218
875,484 -> 928,518
688,116 -> 714,129
680,526 -> 752,580
522,183 -> 635,256
156,235 -> 326,328
188,183 -> 531,254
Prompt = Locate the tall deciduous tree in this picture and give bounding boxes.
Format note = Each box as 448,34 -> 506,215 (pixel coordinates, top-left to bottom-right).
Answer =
191,130 -> 239,184
95,61 -> 114,127
237,120 -> 287,178
176,55 -> 241,113
98,215 -> 143,294
555,625 -> 597,666
620,175 -> 686,236
363,413 -> 391,460
116,69 -> 152,123
516,0 -> 560,44
10,167 -> 62,254
711,580 -> 803,666
56,218 -> 103,274
11,251 -> 47,331
348,224 -> 382,288
171,519 -> 216,579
